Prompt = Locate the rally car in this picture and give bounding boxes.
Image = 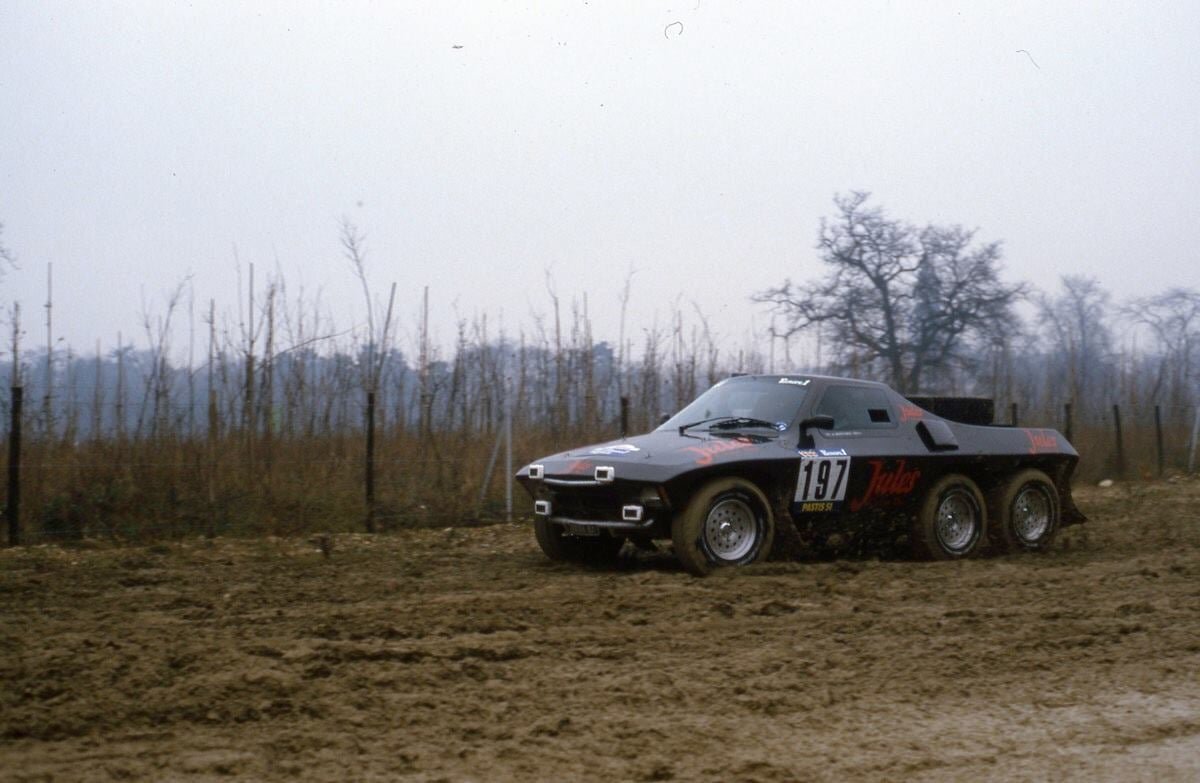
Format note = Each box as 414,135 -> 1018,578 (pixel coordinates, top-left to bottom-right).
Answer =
515,374 -> 1084,575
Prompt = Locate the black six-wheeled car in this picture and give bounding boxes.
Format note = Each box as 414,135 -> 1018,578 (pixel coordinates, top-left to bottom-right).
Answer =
516,374 -> 1084,575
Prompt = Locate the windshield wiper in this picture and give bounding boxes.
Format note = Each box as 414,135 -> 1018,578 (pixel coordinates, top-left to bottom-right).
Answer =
678,416 -> 735,435
707,417 -> 780,431
679,416 -> 778,435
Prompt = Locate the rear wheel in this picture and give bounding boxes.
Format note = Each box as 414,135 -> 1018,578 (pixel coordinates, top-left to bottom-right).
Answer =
672,478 -> 775,576
913,474 -> 986,560
533,517 -> 624,565
990,469 -> 1060,552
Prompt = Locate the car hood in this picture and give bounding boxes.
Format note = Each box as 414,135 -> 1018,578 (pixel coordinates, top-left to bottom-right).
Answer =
519,428 -> 793,481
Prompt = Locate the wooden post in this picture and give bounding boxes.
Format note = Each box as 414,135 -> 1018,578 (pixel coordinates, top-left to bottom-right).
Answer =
1010,402 -> 1019,427
43,263 -> 53,439
206,300 -> 218,539
8,308 -> 22,547
243,262 -> 257,497
418,286 -> 430,441
6,386 -> 21,546
1187,407 -> 1200,475
115,331 -> 125,441
91,340 -> 102,442
365,389 -> 376,533
476,428 -> 504,517
1154,404 -> 1165,478
1063,402 -> 1073,445
620,396 -> 630,438
504,381 -> 513,523
1113,404 -> 1125,478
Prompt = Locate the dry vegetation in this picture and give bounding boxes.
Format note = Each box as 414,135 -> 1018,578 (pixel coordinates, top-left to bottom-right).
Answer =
2,476 -> 1198,781
8,402 -> 1193,545
2,252 -> 1198,544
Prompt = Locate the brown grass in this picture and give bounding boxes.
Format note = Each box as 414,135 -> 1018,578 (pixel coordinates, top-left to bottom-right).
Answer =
7,426 -> 604,542
5,414 -> 1193,544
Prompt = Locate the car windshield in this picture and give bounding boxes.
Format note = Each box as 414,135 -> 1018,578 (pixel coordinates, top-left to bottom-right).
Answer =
659,377 -> 811,433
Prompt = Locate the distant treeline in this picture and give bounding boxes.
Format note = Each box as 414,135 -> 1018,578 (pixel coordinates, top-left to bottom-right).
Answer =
2,278 -> 1196,447
1,201 -> 1197,542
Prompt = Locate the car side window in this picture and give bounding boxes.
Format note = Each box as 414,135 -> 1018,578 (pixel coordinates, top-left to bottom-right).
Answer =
813,386 -> 897,431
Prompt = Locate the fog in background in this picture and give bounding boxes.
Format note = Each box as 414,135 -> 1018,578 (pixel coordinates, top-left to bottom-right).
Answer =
2,1 -> 1197,356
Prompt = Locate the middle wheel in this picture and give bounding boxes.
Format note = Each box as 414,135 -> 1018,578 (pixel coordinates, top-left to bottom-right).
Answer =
912,473 -> 987,560
672,477 -> 775,576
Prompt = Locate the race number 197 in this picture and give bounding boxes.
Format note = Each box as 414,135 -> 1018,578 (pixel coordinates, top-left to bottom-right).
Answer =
794,457 -> 850,503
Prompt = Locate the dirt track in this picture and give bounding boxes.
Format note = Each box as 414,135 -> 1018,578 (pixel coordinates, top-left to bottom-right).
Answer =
2,478 -> 1199,781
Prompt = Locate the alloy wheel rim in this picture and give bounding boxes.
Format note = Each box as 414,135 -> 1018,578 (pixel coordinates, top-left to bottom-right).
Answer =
703,497 -> 758,561
935,489 -> 979,553
1012,485 -> 1051,543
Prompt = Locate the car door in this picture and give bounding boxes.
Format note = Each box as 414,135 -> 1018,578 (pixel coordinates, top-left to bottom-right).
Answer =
792,385 -> 913,515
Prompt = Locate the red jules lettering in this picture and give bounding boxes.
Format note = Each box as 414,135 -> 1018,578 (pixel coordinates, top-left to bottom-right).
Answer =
565,459 -> 591,474
850,459 -> 921,511
899,404 -> 924,423
1024,429 -> 1058,454
682,439 -> 755,466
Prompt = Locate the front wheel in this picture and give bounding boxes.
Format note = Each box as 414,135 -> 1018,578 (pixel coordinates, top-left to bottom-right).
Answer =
672,478 -> 775,576
533,517 -> 624,565
912,474 -> 986,560
989,469 -> 1060,553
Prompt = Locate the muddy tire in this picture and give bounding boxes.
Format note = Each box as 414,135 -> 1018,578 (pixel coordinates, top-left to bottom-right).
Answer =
913,474 -> 986,560
989,469 -> 1060,553
672,478 -> 775,576
533,517 -> 624,565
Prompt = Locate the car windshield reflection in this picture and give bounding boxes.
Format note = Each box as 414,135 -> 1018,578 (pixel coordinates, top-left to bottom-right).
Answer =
659,377 -> 810,433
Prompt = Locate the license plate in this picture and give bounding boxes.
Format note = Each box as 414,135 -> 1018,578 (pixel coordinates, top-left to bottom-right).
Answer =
562,522 -> 602,537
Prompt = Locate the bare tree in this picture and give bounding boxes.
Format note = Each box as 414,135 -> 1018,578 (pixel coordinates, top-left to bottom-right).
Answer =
755,192 -> 1023,392
9,302 -> 22,386
137,277 -> 190,439
341,218 -> 397,392
0,222 -> 15,272
340,217 -> 396,533
544,269 -> 565,436
1037,276 -> 1115,417
1125,287 -> 1200,411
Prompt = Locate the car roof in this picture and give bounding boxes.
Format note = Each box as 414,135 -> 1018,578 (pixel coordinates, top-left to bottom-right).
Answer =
730,373 -> 892,391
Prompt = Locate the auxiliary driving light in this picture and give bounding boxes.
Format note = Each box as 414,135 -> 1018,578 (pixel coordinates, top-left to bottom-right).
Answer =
534,500 -> 551,516
621,505 -> 644,522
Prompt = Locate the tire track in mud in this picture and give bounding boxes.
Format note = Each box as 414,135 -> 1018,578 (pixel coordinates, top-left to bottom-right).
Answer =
1,479 -> 1198,780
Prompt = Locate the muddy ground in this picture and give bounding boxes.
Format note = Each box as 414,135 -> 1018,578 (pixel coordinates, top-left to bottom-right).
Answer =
2,478 -> 1198,782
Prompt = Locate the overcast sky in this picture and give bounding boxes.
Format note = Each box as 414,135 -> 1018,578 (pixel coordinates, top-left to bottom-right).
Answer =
2,1 -> 1197,361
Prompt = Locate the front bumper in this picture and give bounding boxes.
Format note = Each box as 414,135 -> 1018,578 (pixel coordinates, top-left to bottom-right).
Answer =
524,469 -> 671,536
535,497 -> 658,533
546,515 -> 658,534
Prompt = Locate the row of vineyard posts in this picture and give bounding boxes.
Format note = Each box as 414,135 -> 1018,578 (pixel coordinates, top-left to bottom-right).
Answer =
5,377 -> 1199,545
